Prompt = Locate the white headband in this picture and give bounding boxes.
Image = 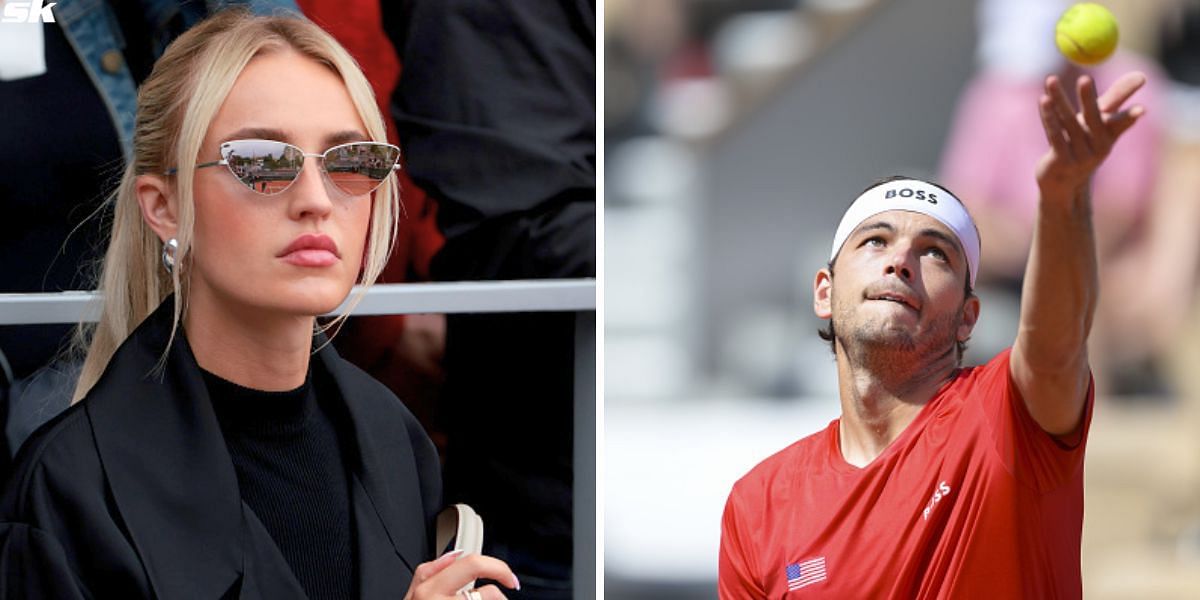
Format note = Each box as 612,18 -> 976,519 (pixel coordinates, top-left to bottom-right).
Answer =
830,179 -> 980,288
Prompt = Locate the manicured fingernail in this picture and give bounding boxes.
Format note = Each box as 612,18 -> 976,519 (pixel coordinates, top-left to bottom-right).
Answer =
513,574 -> 521,591
440,549 -> 466,561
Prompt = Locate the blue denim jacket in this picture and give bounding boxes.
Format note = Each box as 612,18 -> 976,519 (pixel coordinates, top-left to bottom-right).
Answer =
52,0 -> 298,159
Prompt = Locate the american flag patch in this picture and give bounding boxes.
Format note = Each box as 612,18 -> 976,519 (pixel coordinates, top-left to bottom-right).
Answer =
785,556 -> 827,590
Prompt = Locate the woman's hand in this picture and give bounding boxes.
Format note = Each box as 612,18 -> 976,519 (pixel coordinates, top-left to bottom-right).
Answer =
404,550 -> 521,600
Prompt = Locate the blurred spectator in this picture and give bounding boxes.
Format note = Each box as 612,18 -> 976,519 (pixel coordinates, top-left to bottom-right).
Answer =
1137,1 -> 1200,401
384,1 -> 595,598
604,0 -> 687,143
605,0 -> 794,146
0,0 -> 295,466
1150,3 -> 1200,567
939,0 -> 1165,393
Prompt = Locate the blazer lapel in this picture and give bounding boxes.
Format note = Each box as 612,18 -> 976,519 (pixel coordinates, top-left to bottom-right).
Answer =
237,500 -> 308,599
84,298 -> 246,599
351,472 -> 414,596
317,345 -> 433,581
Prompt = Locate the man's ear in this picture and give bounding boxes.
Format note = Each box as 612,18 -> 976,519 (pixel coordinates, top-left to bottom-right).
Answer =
814,268 -> 833,320
135,174 -> 178,242
958,293 -> 981,343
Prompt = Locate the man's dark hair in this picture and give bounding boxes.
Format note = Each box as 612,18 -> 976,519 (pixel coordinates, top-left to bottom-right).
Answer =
817,176 -> 978,364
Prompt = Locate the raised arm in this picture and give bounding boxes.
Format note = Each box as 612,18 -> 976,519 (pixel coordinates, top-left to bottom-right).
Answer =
1011,72 -> 1146,435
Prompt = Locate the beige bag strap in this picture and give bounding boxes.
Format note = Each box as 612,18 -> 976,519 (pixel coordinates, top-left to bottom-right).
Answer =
435,503 -> 485,593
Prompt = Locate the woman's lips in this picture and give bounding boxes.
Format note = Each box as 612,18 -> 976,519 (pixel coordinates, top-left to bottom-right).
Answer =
280,248 -> 338,267
278,233 -> 340,267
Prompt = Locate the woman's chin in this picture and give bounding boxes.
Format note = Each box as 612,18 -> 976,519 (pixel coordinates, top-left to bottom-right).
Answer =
267,281 -> 356,317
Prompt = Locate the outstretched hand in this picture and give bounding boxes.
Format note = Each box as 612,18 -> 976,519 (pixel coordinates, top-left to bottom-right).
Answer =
1036,72 -> 1146,198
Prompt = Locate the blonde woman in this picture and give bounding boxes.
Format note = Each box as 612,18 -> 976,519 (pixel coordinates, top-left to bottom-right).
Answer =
0,10 -> 516,600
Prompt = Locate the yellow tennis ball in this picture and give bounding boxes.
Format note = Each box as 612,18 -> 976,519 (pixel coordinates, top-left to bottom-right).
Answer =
1055,3 -> 1119,66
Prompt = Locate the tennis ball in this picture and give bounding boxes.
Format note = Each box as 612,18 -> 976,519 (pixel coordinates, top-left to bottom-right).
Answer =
1055,3 -> 1119,66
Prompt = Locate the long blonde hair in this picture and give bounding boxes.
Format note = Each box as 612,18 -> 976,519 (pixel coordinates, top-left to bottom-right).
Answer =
72,9 -> 398,403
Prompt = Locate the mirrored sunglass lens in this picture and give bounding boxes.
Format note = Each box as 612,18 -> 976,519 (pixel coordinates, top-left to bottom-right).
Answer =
324,143 -> 399,195
221,140 -> 304,195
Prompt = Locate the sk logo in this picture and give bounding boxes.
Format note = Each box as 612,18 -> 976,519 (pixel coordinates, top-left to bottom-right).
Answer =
1,1 -> 57,23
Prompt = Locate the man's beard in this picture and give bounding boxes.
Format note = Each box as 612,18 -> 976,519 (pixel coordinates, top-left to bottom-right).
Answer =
833,300 -> 963,375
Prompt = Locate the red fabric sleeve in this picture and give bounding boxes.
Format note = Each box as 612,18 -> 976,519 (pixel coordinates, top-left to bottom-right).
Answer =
979,349 -> 1095,493
719,485 -> 767,600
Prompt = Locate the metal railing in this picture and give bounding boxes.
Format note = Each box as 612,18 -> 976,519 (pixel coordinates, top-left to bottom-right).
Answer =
0,280 -> 596,324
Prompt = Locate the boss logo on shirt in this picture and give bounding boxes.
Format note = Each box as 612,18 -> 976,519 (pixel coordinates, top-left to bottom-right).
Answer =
922,480 -> 952,521
884,187 -> 938,204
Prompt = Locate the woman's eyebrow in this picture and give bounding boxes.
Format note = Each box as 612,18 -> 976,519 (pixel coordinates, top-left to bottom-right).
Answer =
223,127 -> 290,142
219,129 -> 370,147
324,130 -> 370,146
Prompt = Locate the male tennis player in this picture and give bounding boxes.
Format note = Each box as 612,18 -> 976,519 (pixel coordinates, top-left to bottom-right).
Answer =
718,71 -> 1147,598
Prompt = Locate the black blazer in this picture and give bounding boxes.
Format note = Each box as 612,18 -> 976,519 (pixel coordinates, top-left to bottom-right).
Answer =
0,298 -> 442,598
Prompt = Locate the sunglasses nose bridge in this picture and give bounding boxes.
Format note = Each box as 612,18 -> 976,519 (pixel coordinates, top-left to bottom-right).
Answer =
267,151 -> 325,196
291,152 -> 338,198
305,151 -> 343,182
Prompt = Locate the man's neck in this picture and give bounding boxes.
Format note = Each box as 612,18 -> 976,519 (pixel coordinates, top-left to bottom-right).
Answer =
834,345 -> 959,467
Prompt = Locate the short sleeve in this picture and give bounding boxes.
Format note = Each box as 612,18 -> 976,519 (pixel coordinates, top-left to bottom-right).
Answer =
718,485 -> 766,600
978,349 -> 1095,493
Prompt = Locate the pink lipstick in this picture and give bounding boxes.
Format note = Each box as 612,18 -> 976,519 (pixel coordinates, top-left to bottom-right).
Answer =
278,233 -> 340,267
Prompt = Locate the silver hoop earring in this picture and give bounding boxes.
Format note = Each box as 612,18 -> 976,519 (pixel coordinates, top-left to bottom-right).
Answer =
162,238 -> 179,274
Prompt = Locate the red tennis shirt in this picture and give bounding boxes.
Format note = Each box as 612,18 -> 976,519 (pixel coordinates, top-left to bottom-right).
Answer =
719,349 -> 1094,599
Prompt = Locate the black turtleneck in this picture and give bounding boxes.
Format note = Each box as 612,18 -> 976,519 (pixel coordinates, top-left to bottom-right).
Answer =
201,366 -> 356,600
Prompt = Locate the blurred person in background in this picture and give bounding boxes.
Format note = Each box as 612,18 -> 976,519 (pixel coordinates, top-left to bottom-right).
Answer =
604,0 -> 688,143
1148,0 -> 1200,562
1132,0 -> 1200,403
604,0 -> 797,146
0,0 -> 295,474
0,11 -> 517,598
384,1 -> 596,598
938,0 -> 1165,395
720,69 -> 1147,597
